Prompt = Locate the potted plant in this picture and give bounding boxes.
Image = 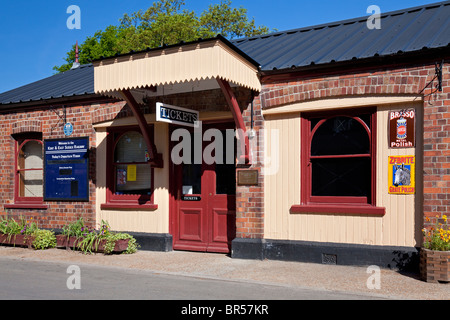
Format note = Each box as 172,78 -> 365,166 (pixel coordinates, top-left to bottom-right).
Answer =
57,218 -> 139,255
0,217 -> 56,250
421,214 -> 450,283
0,217 -> 37,248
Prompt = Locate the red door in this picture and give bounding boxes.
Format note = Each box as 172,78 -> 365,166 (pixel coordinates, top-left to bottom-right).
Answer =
170,123 -> 236,253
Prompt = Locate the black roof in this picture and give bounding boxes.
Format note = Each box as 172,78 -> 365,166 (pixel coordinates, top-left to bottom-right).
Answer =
0,64 -> 94,107
1,1 -> 449,107
232,1 -> 450,71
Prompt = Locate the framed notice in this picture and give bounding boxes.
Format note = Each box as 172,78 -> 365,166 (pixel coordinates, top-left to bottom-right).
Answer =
44,137 -> 89,201
388,156 -> 415,195
389,110 -> 415,148
237,170 -> 259,186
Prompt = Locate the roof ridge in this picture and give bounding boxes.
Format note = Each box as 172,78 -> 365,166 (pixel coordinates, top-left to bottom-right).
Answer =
232,0 -> 450,43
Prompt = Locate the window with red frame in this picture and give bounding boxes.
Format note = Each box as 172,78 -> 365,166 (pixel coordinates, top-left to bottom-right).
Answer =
301,109 -> 376,206
14,135 -> 44,204
103,127 -> 156,209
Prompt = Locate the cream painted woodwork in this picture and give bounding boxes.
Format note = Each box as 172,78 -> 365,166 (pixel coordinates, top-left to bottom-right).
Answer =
264,98 -> 423,247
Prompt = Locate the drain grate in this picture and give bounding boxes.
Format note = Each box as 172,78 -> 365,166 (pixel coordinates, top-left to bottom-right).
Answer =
322,253 -> 337,265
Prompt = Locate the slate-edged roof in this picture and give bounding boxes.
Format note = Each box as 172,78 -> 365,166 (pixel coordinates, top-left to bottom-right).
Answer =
232,1 -> 450,71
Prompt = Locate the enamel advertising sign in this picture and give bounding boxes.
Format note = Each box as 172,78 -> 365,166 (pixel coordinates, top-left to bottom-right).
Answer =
388,156 -> 416,195
389,110 -> 415,148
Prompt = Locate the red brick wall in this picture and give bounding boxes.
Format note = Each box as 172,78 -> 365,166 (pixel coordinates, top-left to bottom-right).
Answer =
0,100 -> 126,229
257,59 -> 450,234
236,94 -> 265,239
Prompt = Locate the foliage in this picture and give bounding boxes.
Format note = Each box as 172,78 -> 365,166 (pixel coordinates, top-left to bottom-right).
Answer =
0,217 -> 56,250
32,229 -> 57,250
0,217 -> 38,236
423,215 -> 450,251
54,0 -> 270,72
61,217 -> 95,238
61,218 -> 139,255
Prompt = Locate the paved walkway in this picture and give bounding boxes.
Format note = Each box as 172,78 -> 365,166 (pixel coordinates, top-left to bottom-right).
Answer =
0,246 -> 448,300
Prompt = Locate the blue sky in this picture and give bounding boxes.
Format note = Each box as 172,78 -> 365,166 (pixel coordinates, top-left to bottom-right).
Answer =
0,0 -> 442,93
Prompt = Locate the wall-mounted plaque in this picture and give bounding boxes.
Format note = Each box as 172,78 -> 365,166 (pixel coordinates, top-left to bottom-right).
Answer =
237,170 -> 259,186
389,110 -> 415,148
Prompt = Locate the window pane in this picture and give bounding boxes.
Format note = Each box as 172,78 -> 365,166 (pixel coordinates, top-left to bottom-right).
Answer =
115,164 -> 151,195
115,131 -> 147,163
311,117 -> 370,156
114,131 -> 151,195
311,157 -> 371,197
182,164 -> 202,195
216,130 -> 236,195
18,141 -> 43,197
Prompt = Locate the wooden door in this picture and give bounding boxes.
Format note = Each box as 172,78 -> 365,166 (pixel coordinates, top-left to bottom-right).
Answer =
170,123 -> 236,253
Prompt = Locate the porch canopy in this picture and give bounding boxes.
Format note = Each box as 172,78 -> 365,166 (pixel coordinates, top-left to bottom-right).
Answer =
93,35 -> 261,167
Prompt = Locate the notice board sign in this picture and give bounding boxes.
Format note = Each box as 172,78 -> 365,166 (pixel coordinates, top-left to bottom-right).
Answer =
389,110 -> 415,148
388,156 -> 416,195
44,137 -> 89,201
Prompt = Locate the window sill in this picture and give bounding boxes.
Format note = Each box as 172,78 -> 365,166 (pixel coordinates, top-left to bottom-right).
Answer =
101,203 -> 159,211
290,204 -> 385,216
4,203 -> 48,210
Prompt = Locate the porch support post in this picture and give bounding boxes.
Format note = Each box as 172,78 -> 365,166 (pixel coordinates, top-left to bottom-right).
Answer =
216,78 -> 250,165
118,89 -> 163,168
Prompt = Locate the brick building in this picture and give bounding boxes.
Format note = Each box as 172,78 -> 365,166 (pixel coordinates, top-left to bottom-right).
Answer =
0,1 -> 449,269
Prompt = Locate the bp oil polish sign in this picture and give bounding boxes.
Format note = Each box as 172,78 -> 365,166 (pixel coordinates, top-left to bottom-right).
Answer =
44,137 -> 89,201
388,156 -> 416,195
389,110 -> 415,148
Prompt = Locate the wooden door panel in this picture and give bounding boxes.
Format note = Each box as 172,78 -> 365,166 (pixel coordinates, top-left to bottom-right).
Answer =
179,208 -> 204,242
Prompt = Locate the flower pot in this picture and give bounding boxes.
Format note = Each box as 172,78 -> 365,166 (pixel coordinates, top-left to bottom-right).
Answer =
420,248 -> 450,283
95,239 -> 130,253
0,233 -> 35,249
56,235 -> 82,250
55,235 -> 129,253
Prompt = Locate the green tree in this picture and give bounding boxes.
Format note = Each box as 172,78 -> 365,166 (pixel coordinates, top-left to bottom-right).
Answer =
54,0 -> 269,73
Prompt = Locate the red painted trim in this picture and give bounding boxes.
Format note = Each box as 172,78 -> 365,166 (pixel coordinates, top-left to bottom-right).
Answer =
103,126 -> 156,208
290,204 -> 385,216
4,204 -> 48,210
13,138 -> 45,206
300,108 -> 380,208
118,90 -> 163,168
100,203 -> 158,211
216,78 -> 250,165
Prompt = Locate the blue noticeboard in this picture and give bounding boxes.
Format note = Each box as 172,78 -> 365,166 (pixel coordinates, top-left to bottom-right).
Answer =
44,137 -> 89,201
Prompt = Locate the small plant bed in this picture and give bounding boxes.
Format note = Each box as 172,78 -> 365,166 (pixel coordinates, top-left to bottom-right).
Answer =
0,217 -> 56,250
57,218 -> 139,255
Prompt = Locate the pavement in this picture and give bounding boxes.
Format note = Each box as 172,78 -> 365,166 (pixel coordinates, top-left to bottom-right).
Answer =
0,246 -> 449,300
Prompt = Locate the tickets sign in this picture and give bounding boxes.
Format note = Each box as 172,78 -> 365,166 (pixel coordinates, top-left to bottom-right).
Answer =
388,156 -> 415,195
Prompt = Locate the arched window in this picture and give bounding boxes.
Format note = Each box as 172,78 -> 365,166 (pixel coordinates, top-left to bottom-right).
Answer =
102,127 -> 156,210
114,131 -> 152,196
16,138 -> 44,201
301,109 -> 376,206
